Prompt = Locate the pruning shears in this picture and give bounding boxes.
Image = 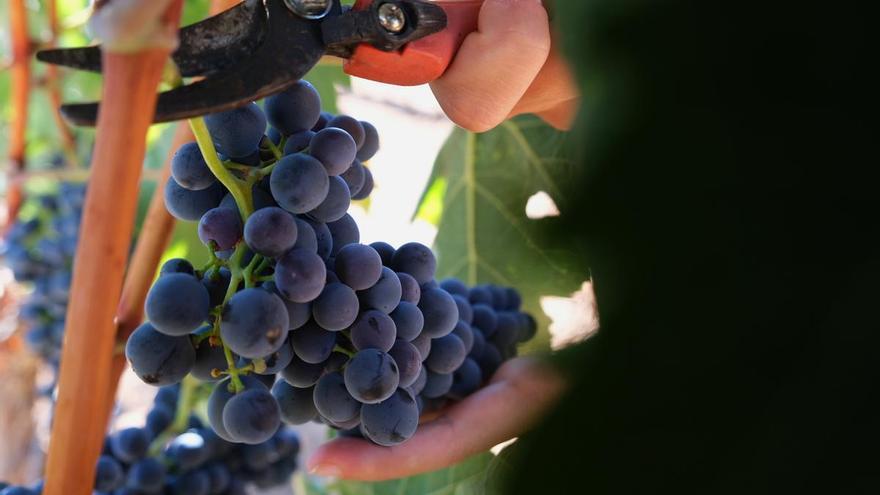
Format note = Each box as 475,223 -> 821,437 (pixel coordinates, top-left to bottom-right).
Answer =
36,0 -> 482,126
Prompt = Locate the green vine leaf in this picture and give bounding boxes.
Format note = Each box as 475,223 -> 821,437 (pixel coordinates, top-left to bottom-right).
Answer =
425,116 -> 586,349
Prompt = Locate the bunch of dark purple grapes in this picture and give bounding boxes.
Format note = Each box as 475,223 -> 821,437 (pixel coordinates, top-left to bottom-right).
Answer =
124,79 -> 535,448
0,385 -> 300,495
1,183 -> 85,368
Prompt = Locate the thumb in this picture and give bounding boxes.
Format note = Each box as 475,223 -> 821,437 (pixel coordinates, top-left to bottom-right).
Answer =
430,0 -> 551,133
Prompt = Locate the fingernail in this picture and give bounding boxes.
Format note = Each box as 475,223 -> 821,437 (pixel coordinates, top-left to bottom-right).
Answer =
309,463 -> 342,477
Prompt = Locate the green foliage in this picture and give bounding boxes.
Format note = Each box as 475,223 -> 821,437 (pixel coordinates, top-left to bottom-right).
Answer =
422,117 -> 586,351
307,453 -> 499,495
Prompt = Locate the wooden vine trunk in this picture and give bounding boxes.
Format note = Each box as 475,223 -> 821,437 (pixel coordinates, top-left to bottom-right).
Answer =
42,2 -> 184,492
4,0 -> 31,230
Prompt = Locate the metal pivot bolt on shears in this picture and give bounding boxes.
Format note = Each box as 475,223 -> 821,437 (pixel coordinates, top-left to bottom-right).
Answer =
36,0 -> 483,126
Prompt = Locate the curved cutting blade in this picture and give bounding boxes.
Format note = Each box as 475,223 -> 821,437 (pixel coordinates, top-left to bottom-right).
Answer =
59,0 -> 328,126
36,0 -> 267,78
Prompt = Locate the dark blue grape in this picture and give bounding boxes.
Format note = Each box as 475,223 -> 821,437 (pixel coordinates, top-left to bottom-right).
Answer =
145,403 -> 173,438
280,353 -> 324,387
411,366 -> 428,395
425,333 -> 467,374
268,127 -> 283,145
344,349 -> 399,404
351,166 -> 373,200
390,242 -> 436,285
220,185 -> 277,212
506,287 -> 522,310
94,455 -> 124,492
356,121 -> 380,161
323,351 -> 350,373
397,271 -> 421,304
417,287 -> 459,338
334,244 -> 382,291
488,285 -> 509,310
205,463 -> 231,494
282,130 -> 315,155
360,388 -> 418,447
469,327 -> 486,359
517,312 -> 537,342
358,266 -> 402,313
221,288 -> 290,359
310,127 -> 357,176
145,273 -> 210,336
340,159 -> 366,196
109,427 -> 150,463
349,311 -> 394,352
312,283 -> 359,331
421,370 -> 453,399
291,217 -> 318,253
411,333 -> 432,360
491,311 -> 521,349
439,278 -> 469,298
198,207 -> 243,251
222,387 -> 281,444
389,339 -> 422,388
272,381 -> 318,425
126,457 -> 165,492
207,376 -> 266,442
205,103 -> 267,157
160,258 -> 194,276
370,241 -> 395,266
126,322 -> 195,385
164,178 -> 225,222
274,248 -> 326,303
451,295 -> 474,325
171,142 -> 215,191
263,281 -> 311,330
468,285 -> 493,306
243,206 -> 298,258
312,111 -> 332,131
265,80 -> 322,135
270,153 -> 330,214
327,115 -> 366,150
389,301 -> 425,343
314,371 -> 361,423
154,385 -> 180,409
327,213 -> 360,257
471,303 -> 498,337
448,358 -> 483,399
307,176 -> 350,223
290,321 -> 337,364
452,320 -> 475,354
258,338 -> 294,374
166,431 -> 209,471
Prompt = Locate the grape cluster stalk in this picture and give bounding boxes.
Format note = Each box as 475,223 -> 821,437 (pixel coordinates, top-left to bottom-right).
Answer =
124,79 -> 537,450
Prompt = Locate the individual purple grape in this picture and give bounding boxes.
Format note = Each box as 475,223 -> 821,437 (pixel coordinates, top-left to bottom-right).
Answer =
370,241 -> 395,266
411,333 -> 432,360
327,213 -> 360,257
448,358 -> 483,400
198,207 -> 243,251
280,354 -> 324,387
390,301 -> 424,342
265,80 -> 322,135
335,244 -> 383,291
452,295 -> 474,325
327,115 -> 366,149
164,178 -> 226,221
282,130 -> 315,155
160,258 -> 194,276
421,370 -> 453,399
292,217 -> 318,253
452,320 -> 475,354
270,153 -> 329,214
352,166 -> 373,200
171,142 -> 215,191
306,176 -> 350,223
243,206 -> 298,258
350,310 -> 397,352
390,242 -> 436,285
468,285 -> 493,306
358,266 -> 402,313
145,273 -> 210,336
314,371 -> 361,423
343,349 -> 399,404
301,217 -> 333,260
312,283 -> 359,331
418,287 -> 459,338
389,339 -> 422,388
222,387 -> 281,444
205,103 -> 267,157
312,111 -> 332,131
471,303 -> 498,337
397,271 -> 421,304
220,288 -> 290,359
340,159 -> 366,197
290,321 -> 337,364
274,248 -> 326,303
310,127 -> 357,176
425,333 -> 467,374
360,389 -> 419,447
356,121 -> 380,161
272,381 -> 318,425
439,278 -> 469,298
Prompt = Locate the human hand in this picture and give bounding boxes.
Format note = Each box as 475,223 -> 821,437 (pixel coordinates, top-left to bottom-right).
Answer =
430,0 -> 579,132
307,356 -> 566,481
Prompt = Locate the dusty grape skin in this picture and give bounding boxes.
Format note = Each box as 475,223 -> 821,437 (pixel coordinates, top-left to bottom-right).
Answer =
221,388 -> 281,445
220,288 -> 290,359
350,310 -> 397,352
358,266 -> 402,314
360,389 -> 419,447
274,248 -> 326,303
314,371 -> 362,423
344,349 -> 400,404
335,244 -> 383,291
290,321 -> 337,364
389,301 -> 424,342
125,323 -> 195,386
272,381 -> 318,425
417,287 -> 459,338
389,339 -> 422,388
145,273 -> 211,336
311,282 -> 359,331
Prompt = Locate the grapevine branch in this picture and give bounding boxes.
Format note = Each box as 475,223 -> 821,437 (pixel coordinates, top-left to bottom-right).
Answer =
3,0 -> 31,233
43,1 -> 185,494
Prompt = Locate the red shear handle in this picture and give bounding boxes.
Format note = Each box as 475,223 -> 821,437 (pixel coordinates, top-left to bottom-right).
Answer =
344,0 -> 482,86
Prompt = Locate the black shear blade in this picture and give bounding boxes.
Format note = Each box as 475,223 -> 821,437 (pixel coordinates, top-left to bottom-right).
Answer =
59,0 -> 327,126
37,0 -> 267,78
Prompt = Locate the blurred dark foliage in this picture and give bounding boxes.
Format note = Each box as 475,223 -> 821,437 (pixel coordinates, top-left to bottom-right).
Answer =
507,0 -> 878,492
